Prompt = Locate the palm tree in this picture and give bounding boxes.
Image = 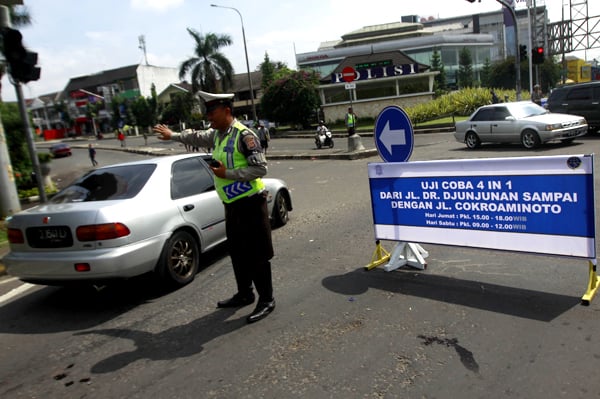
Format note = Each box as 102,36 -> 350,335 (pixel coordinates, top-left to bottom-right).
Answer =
178,29 -> 234,94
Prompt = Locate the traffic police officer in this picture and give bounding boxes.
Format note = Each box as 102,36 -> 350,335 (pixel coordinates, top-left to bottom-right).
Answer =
153,91 -> 275,323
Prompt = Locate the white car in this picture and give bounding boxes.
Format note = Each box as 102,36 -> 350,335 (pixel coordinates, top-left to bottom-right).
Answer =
454,101 -> 588,149
4,153 -> 292,289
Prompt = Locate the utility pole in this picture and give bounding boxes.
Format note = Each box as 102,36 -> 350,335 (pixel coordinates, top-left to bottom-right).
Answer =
0,5 -> 21,217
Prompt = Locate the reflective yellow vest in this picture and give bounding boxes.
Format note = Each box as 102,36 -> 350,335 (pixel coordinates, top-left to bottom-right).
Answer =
212,121 -> 265,203
346,113 -> 356,127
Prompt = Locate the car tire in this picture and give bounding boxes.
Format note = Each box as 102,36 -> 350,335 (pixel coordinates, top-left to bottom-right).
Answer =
155,230 -> 199,288
271,191 -> 289,227
465,132 -> 481,149
521,130 -> 540,149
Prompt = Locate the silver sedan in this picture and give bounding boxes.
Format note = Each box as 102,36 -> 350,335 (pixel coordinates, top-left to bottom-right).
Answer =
454,101 -> 588,149
4,153 -> 292,289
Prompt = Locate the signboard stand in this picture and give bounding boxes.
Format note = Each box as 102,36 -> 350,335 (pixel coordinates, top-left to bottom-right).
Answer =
365,240 -> 391,270
582,259 -> 600,306
384,242 -> 429,271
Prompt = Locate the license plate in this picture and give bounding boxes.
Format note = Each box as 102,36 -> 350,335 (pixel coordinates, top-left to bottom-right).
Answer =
26,226 -> 73,248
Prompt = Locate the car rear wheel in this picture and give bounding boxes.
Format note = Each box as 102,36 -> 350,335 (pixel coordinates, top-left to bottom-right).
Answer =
156,230 -> 199,288
272,191 -> 289,227
465,132 -> 481,149
521,130 -> 540,149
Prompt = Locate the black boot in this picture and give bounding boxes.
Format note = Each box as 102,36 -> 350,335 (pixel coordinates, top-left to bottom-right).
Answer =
246,299 -> 276,323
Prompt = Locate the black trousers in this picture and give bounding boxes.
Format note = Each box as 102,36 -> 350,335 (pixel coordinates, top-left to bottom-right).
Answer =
225,193 -> 274,302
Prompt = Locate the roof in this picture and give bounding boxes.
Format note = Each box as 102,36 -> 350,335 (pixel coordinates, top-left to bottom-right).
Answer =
338,22 -> 429,48
60,64 -> 140,99
232,70 -> 262,92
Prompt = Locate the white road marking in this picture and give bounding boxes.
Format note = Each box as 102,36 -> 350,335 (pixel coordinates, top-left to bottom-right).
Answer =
0,282 -> 36,305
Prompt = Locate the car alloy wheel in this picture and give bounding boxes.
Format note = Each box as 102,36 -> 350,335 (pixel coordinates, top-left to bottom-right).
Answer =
521,130 -> 540,149
272,192 -> 289,227
465,132 -> 480,149
156,230 -> 199,288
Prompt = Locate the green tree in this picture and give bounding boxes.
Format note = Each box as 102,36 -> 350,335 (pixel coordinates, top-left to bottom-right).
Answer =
457,47 -> 474,88
260,70 -> 320,128
430,48 -> 446,96
480,57 -> 492,87
179,29 -> 234,94
159,92 -> 196,127
130,84 -> 160,133
260,52 -> 275,89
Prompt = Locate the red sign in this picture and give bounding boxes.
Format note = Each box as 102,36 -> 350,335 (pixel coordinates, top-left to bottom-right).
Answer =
342,66 -> 356,83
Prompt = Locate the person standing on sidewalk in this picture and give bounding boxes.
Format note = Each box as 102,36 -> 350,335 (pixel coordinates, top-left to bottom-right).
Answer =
152,91 -> 275,324
88,143 -> 98,166
256,121 -> 270,155
345,107 -> 357,136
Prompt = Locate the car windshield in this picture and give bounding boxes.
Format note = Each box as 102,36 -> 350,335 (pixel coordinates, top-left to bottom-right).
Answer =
50,164 -> 156,203
509,103 -> 547,119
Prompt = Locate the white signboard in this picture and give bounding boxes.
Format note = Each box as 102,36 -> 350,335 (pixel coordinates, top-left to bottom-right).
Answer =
368,155 -> 596,258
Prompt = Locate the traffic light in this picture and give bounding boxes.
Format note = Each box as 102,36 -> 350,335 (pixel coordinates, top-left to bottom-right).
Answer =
519,44 -> 527,62
2,27 -> 41,83
532,46 -> 544,64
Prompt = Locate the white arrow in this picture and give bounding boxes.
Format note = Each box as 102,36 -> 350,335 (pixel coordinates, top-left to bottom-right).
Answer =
379,120 -> 406,153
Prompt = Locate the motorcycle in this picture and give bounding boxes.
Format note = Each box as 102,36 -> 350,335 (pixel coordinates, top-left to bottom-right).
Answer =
315,129 -> 334,149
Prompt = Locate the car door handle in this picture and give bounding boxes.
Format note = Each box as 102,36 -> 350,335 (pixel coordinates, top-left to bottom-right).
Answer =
183,204 -> 195,212
492,124 -> 498,127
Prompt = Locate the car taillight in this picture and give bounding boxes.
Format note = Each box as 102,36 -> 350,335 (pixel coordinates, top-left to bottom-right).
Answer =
76,223 -> 131,241
8,228 -> 24,244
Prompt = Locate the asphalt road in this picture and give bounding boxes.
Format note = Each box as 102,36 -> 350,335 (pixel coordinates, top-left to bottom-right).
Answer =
2,131 -> 600,398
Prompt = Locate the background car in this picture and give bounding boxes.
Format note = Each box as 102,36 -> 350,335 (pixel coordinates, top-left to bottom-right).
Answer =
4,153 -> 292,289
546,81 -> 600,133
454,101 -> 588,149
49,143 -> 72,157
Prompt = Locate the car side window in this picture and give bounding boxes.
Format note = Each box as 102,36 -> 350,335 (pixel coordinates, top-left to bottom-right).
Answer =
472,108 -> 495,121
566,87 -> 591,101
494,107 -> 511,120
171,157 -> 214,199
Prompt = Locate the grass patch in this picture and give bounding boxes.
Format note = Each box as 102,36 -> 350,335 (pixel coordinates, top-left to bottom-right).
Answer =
0,220 -> 7,244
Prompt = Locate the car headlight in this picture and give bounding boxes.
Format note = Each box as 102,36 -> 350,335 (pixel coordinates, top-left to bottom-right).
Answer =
545,123 -> 563,131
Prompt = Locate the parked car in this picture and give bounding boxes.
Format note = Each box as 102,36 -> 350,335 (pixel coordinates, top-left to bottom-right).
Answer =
546,81 -> 600,133
454,101 -> 588,149
4,153 -> 292,288
49,143 -> 72,157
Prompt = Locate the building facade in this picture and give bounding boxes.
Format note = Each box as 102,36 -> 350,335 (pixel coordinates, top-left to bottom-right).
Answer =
296,5 -> 548,120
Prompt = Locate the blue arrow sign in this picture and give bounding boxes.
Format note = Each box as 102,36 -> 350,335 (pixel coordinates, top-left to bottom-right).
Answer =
374,106 -> 414,162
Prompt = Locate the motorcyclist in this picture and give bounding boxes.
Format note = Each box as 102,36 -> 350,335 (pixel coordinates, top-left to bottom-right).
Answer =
316,120 -> 329,139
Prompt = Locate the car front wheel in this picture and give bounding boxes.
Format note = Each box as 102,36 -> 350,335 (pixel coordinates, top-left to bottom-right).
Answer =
521,130 -> 541,149
465,132 -> 480,149
155,230 -> 199,288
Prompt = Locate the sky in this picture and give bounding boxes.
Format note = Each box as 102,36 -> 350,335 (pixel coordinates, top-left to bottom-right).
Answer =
2,0 -> 599,102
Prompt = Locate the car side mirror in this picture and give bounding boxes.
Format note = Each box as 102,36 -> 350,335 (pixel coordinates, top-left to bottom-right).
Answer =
505,116 -> 516,121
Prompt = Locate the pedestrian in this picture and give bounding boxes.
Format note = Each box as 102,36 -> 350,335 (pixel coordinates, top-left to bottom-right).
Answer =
153,91 -> 275,324
491,90 -> 500,104
88,143 -> 98,166
118,130 -> 126,147
345,106 -> 357,137
143,131 -> 148,146
531,84 -> 543,106
256,121 -> 270,155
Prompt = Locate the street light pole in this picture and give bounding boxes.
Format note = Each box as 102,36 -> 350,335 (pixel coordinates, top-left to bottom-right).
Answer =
210,4 -> 257,122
